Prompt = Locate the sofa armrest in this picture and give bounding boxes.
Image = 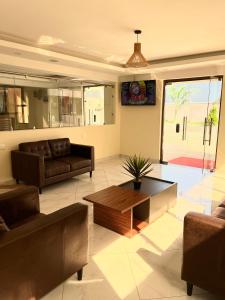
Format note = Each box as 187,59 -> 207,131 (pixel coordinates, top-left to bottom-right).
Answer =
0,185 -> 40,226
0,203 -> 88,300
71,143 -> 95,170
11,150 -> 45,187
182,212 -> 225,283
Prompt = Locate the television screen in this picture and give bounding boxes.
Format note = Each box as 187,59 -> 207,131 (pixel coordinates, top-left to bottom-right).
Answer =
121,80 -> 156,105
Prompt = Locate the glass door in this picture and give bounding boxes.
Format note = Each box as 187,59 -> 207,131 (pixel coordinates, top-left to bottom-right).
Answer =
203,79 -> 222,171
162,83 -> 189,164
161,77 -> 222,171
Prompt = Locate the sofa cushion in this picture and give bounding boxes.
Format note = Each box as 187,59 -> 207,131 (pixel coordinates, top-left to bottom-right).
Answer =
0,215 -> 9,232
45,160 -> 70,178
19,140 -> 52,160
57,156 -> 91,171
212,207 -> 225,220
48,138 -> 71,158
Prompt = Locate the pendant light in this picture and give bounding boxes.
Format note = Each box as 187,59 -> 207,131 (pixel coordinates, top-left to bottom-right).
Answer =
126,30 -> 149,68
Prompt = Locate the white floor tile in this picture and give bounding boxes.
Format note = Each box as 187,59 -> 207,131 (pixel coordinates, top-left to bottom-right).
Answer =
39,157 -> 225,300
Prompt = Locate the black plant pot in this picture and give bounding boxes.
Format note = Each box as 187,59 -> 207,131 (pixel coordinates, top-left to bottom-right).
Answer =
133,180 -> 141,190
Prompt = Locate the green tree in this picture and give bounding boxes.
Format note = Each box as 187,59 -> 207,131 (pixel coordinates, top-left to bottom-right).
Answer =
168,85 -> 191,121
207,104 -> 218,126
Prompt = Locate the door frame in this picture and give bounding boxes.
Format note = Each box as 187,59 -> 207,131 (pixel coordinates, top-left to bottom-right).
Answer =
160,75 -> 223,169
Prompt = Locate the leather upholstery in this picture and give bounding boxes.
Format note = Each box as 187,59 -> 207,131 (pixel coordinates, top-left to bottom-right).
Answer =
0,185 -> 40,226
19,140 -> 52,160
182,205 -> 225,297
212,207 -> 225,220
57,156 -> 91,171
9,213 -> 45,229
48,138 -> 71,158
0,216 -> 9,232
45,160 -> 70,178
11,151 -> 45,187
0,185 -> 89,300
11,138 -> 95,191
71,143 -> 95,171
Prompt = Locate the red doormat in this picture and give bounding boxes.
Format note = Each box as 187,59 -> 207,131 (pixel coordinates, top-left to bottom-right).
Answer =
168,156 -> 215,169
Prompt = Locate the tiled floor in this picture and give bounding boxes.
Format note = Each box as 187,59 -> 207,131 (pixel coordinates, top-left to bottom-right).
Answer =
41,157 -> 225,300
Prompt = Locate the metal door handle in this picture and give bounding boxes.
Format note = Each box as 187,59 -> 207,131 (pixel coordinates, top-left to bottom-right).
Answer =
203,117 -> 212,145
184,116 -> 187,140
176,123 -> 180,133
209,118 -> 213,146
203,117 -> 207,145
182,116 -> 187,140
182,117 -> 185,140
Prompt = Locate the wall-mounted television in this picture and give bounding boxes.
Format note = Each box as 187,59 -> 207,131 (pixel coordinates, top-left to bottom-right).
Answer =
121,80 -> 156,105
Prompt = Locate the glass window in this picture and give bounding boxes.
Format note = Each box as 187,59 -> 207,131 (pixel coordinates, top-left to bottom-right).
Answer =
0,75 -> 115,131
84,85 -> 115,125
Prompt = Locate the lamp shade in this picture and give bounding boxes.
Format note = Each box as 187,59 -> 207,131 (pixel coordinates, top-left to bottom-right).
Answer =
126,43 -> 149,67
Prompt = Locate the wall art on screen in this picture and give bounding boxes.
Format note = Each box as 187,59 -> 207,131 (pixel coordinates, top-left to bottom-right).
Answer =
121,80 -> 156,105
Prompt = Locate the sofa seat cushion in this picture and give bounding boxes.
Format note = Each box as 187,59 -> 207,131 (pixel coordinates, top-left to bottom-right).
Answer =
212,207 -> 225,220
57,156 -> 91,171
9,213 -> 45,229
45,160 -> 70,178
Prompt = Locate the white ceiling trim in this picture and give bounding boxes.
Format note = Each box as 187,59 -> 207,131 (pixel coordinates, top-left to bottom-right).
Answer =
0,39 -> 126,74
0,53 -> 119,82
0,39 -> 225,77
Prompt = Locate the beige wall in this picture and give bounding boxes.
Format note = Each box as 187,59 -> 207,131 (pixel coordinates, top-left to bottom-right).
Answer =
2,62 -> 225,183
120,74 -> 163,160
0,84 -> 120,182
120,66 -> 225,168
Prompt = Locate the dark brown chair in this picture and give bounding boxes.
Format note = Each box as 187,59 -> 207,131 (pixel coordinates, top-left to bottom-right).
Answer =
182,201 -> 225,298
0,184 -> 88,300
11,138 -> 95,193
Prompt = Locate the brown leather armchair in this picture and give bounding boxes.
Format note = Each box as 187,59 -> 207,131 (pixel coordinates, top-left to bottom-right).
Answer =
0,185 -> 88,300
11,138 -> 95,193
182,202 -> 225,297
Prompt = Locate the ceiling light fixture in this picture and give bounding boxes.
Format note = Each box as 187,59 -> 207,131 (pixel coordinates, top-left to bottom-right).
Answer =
126,30 -> 149,68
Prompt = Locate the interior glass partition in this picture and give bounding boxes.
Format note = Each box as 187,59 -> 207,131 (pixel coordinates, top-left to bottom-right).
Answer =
83,85 -> 115,125
0,73 -> 115,131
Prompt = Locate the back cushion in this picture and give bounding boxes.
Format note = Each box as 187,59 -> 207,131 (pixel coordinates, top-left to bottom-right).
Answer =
19,140 -> 52,160
0,216 -> 9,233
48,138 -> 71,158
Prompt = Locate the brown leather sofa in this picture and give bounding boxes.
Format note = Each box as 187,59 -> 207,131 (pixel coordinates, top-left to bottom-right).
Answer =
0,184 -> 88,300
11,138 -> 95,193
182,201 -> 225,297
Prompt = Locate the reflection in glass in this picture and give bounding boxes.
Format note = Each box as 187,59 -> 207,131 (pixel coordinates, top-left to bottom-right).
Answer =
0,76 -> 115,131
84,85 -> 114,125
48,89 -> 60,128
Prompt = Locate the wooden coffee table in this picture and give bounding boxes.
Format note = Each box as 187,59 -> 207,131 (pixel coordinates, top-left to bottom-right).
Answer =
83,176 -> 177,238
83,185 -> 150,237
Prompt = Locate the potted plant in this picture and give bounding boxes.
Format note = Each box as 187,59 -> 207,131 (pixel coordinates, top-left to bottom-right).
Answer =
122,154 -> 153,190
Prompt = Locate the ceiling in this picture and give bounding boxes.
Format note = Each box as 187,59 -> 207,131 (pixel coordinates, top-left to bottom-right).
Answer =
0,0 -> 225,79
0,0 -> 225,68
